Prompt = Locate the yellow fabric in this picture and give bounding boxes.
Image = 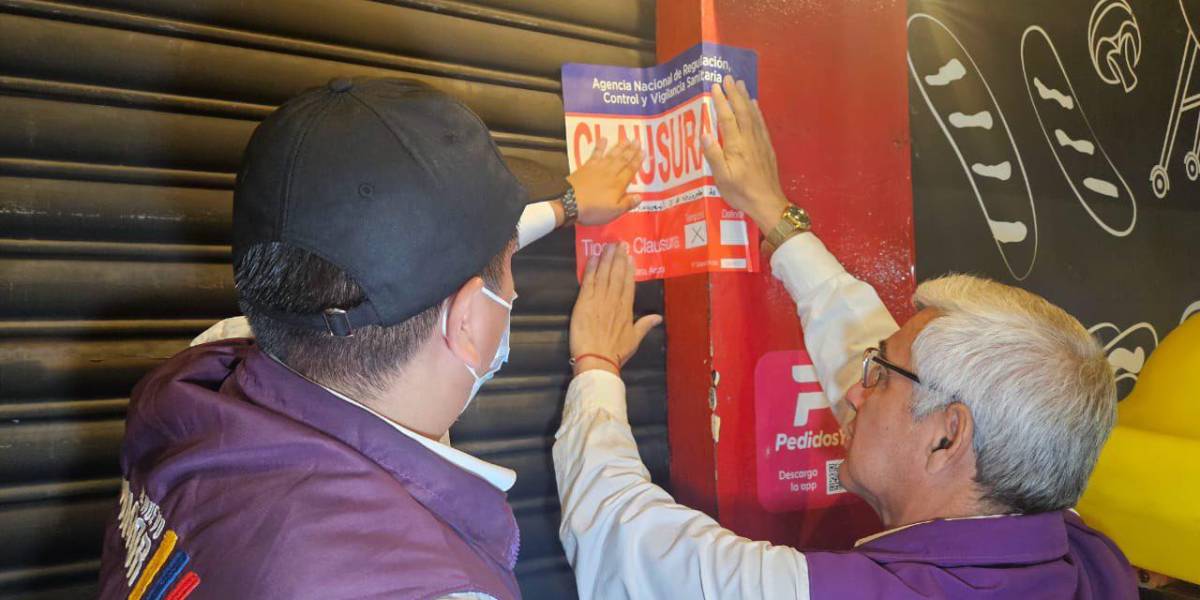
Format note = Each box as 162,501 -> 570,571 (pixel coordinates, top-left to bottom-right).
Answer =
1078,316 -> 1200,584
1078,428 -> 1200,583
1114,316 -> 1200,437
129,530 -> 178,600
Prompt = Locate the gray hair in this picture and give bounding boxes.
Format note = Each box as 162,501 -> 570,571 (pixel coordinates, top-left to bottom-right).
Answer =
910,275 -> 1116,514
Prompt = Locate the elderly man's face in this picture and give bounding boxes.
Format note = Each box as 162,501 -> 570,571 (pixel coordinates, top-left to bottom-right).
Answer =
839,308 -> 944,519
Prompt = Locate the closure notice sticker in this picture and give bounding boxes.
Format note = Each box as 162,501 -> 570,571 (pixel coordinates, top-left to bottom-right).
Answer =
562,43 -> 761,281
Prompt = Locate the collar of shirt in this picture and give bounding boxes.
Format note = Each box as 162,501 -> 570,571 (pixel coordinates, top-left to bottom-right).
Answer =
265,344 -> 518,493
854,513 -> 1016,547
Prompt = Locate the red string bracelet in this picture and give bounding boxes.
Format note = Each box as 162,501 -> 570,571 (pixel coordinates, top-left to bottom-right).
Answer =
569,353 -> 621,372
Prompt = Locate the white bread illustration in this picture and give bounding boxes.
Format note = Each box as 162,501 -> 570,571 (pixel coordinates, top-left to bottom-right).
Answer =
908,13 -> 1039,280
1022,26 -> 1138,237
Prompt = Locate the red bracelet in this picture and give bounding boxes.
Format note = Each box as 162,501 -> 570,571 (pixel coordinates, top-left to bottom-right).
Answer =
569,353 -> 621,372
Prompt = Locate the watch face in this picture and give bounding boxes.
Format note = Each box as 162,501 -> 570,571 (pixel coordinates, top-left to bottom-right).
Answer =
785,207 -> 810,228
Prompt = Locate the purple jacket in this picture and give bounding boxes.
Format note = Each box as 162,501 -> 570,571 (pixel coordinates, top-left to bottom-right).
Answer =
98,340 -> 522,600
807,510 -> 1137,598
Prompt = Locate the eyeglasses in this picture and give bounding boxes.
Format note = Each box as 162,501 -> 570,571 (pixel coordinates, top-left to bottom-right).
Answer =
861,344 -> 921,389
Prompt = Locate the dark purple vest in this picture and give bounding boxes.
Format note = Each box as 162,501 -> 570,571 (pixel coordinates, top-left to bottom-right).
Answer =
98,340 -> 521,599
807,510 -> 1137,599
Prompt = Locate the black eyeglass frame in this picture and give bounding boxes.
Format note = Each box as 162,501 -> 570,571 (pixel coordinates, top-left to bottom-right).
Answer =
861,346 -> 921,388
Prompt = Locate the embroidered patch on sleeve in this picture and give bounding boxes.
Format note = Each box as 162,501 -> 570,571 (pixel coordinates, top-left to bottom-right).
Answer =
129,529 -> 177,600
143,547 -> 190,600
165,572 -> 201,600
118,480 -> 166,585
118,480 -> 201,600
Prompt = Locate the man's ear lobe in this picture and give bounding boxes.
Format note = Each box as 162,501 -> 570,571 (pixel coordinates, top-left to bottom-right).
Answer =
443,277 -> 485,368
946,402 -> 973,451
926,402 -> 974,473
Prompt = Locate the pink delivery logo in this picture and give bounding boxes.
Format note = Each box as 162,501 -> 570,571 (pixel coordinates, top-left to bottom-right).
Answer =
790,364 -> 825,426
755,350 -> 856,513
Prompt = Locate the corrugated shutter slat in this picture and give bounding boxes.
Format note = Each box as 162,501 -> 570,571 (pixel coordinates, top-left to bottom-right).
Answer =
0,1 -> 662,597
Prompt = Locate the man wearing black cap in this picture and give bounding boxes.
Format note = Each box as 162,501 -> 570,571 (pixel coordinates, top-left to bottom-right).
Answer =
97,78 -> 643,600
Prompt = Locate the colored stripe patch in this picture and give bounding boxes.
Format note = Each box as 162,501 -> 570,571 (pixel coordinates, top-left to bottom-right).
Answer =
129,530 -> 178,600
165,572 -> 200,600
144,550 -> 189,600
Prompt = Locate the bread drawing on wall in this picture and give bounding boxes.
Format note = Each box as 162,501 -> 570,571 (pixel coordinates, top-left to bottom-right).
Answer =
1088,321 -> 1159,399
908,13 -> 1040,281
1022,25 -> 1138,237
1182,299 -> 1200,324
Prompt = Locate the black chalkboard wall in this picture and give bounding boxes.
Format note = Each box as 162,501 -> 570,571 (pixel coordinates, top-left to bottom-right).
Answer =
908,0 -> 1200,398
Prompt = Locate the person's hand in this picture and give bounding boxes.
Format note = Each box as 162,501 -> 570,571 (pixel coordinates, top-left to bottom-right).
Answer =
702,76 -> 791,232
570,243 -> 662,376
565,138 -> 644,226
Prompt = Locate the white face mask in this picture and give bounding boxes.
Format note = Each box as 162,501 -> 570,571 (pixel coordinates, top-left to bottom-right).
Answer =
442,286 -> 514,414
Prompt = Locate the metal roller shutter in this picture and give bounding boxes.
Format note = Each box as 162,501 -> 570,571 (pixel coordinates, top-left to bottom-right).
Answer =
0,1 -> 665,598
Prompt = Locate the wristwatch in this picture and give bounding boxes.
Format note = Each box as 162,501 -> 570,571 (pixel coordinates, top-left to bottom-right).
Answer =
763,205 -> 811,252
560,184 -> 579,226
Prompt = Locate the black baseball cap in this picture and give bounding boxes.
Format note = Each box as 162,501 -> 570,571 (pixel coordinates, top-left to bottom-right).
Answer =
233,78 -> 562,336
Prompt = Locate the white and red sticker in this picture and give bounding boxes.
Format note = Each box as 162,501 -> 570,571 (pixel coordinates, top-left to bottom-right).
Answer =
755,350 -> 856,513
562,43 -> 761,281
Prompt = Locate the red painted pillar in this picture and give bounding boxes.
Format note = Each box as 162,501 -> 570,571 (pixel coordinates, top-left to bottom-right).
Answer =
661,0 -> 916,549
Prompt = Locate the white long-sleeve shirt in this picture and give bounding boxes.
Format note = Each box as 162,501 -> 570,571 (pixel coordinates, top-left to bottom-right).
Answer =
553,232 -> 899,599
